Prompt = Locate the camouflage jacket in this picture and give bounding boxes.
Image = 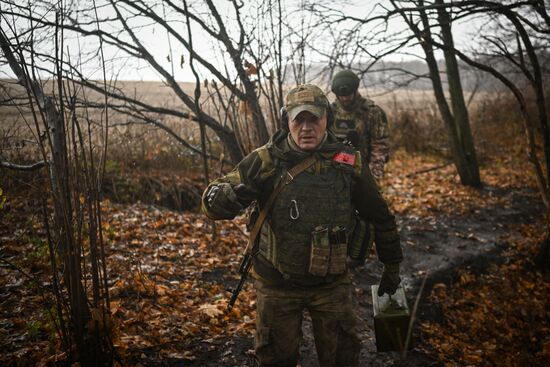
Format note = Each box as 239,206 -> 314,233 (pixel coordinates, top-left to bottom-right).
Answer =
202,130 -> 402,279
332,93 -> 390,180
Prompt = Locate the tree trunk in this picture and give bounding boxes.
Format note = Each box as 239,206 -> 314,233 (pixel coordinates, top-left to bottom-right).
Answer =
412,3 -> 470,186
400,0 -> 481,188
49,104 -> 94,364
245,83 -> 270,145
436,0 -> 482,187
535,228 -> 550,270
1,26 -> 111,365
217,127 -> 245,163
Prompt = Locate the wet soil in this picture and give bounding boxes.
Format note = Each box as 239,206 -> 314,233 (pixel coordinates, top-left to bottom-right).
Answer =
159,185 -> 542,367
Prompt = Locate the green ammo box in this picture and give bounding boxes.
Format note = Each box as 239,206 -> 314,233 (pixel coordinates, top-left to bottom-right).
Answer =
371,284 -> 412,352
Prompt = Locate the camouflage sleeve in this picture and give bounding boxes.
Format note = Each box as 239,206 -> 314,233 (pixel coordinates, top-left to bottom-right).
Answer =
352,156 -> 403,264
202,145 -> 275,220
368,105 -> 390,180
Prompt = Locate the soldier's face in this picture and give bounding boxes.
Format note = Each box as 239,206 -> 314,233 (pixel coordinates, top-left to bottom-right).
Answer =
337,93 -> 355,108
289,110 -> 327,151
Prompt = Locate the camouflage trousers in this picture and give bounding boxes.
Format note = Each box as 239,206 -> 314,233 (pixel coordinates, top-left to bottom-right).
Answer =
254,279 -> 361,367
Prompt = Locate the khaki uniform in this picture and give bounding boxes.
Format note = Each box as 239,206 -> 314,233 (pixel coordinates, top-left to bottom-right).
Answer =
332,93 -> 390,180
202,130 -> 402,367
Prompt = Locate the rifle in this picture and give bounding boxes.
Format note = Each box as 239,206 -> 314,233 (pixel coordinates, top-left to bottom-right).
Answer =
227,247 -> 256,312
226,155 -> 317,312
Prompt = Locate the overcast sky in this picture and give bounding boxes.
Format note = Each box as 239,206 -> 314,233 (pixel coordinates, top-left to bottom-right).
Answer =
0,0 -> 482,82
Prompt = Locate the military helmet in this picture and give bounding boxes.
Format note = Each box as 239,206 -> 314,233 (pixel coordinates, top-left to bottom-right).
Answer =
331,70 -> 360,96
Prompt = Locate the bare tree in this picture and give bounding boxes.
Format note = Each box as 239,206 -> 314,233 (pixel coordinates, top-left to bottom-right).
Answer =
430,0 -> 550,264
1,5 -> 114,364
381,0 -> 481,187
0,0 -> 310,165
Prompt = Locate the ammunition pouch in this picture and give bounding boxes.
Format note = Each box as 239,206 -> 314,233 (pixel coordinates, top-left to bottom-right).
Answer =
347,213 -> 374,265
309,226 -> 330,276
309,225 -> 348,277
329,226 -> 347,274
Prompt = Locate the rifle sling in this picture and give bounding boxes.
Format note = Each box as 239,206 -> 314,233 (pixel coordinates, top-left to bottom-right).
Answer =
245,155 -> 317,255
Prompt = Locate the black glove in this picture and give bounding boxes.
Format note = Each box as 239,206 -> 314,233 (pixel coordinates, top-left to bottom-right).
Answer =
347,257 -> 365,269
378,262 -> 401,296
204,183 -> 243,218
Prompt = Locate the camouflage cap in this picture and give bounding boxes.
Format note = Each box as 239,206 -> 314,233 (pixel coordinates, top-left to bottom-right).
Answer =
285,84 -> 329,121
331,70 -> 360,96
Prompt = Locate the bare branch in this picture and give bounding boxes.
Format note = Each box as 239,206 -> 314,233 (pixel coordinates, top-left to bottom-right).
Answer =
0,160 -> 47,170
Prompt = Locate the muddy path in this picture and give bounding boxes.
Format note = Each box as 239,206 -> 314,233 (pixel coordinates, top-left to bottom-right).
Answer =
303,186 -> 542,367
166,185 -> 542,367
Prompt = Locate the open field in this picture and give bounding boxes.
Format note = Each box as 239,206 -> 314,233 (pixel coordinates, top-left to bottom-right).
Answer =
1,79 -> 516,172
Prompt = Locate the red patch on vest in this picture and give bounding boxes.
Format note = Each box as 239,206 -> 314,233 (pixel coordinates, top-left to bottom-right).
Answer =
332,152 -> 356,166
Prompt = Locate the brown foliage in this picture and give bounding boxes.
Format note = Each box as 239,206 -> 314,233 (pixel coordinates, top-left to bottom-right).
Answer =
421,221 -> 550,366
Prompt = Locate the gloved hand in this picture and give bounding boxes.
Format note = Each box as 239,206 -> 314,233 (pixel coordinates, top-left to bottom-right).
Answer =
347,257 -> 365,269
204,182 -> 243,218
378,262 -> 401,296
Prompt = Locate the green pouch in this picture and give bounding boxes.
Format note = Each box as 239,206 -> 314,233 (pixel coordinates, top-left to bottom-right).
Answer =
348,213 -> 374,264
329,226 -> 347,274
309,226 -> 330,277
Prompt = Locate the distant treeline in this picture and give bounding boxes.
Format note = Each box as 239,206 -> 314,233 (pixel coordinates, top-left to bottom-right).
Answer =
297,57 -> 549,92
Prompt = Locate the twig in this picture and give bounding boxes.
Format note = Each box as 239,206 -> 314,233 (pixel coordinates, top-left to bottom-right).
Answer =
401,272 -> 429,359
0,255 -> 46,290
406,162 -> 453,178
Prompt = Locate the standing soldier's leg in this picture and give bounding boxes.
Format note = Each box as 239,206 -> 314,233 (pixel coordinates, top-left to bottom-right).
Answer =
254,280 -> 304,367
308,282 -> 361,367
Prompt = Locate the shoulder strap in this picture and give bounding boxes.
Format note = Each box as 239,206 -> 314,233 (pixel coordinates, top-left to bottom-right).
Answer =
244,155 -> 317,256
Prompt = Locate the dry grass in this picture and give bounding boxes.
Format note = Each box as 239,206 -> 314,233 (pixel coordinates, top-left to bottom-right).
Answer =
0,80 -> 532,175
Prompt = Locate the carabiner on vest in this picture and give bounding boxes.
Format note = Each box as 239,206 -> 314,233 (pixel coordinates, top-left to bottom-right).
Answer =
290,199 -> 299,220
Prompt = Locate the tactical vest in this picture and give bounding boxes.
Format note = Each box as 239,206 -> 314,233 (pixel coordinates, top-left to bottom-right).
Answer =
332,107 -> 361,141
332,99 -> 375,162
258,156 -> 355,282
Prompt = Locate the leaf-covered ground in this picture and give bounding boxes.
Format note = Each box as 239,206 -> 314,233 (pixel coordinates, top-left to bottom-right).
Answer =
421,221 -> 549,367
1,145 -> 548,366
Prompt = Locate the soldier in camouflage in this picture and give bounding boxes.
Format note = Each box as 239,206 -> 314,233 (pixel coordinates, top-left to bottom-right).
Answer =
202,84 -> 403,367
331,70 -> 390,180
